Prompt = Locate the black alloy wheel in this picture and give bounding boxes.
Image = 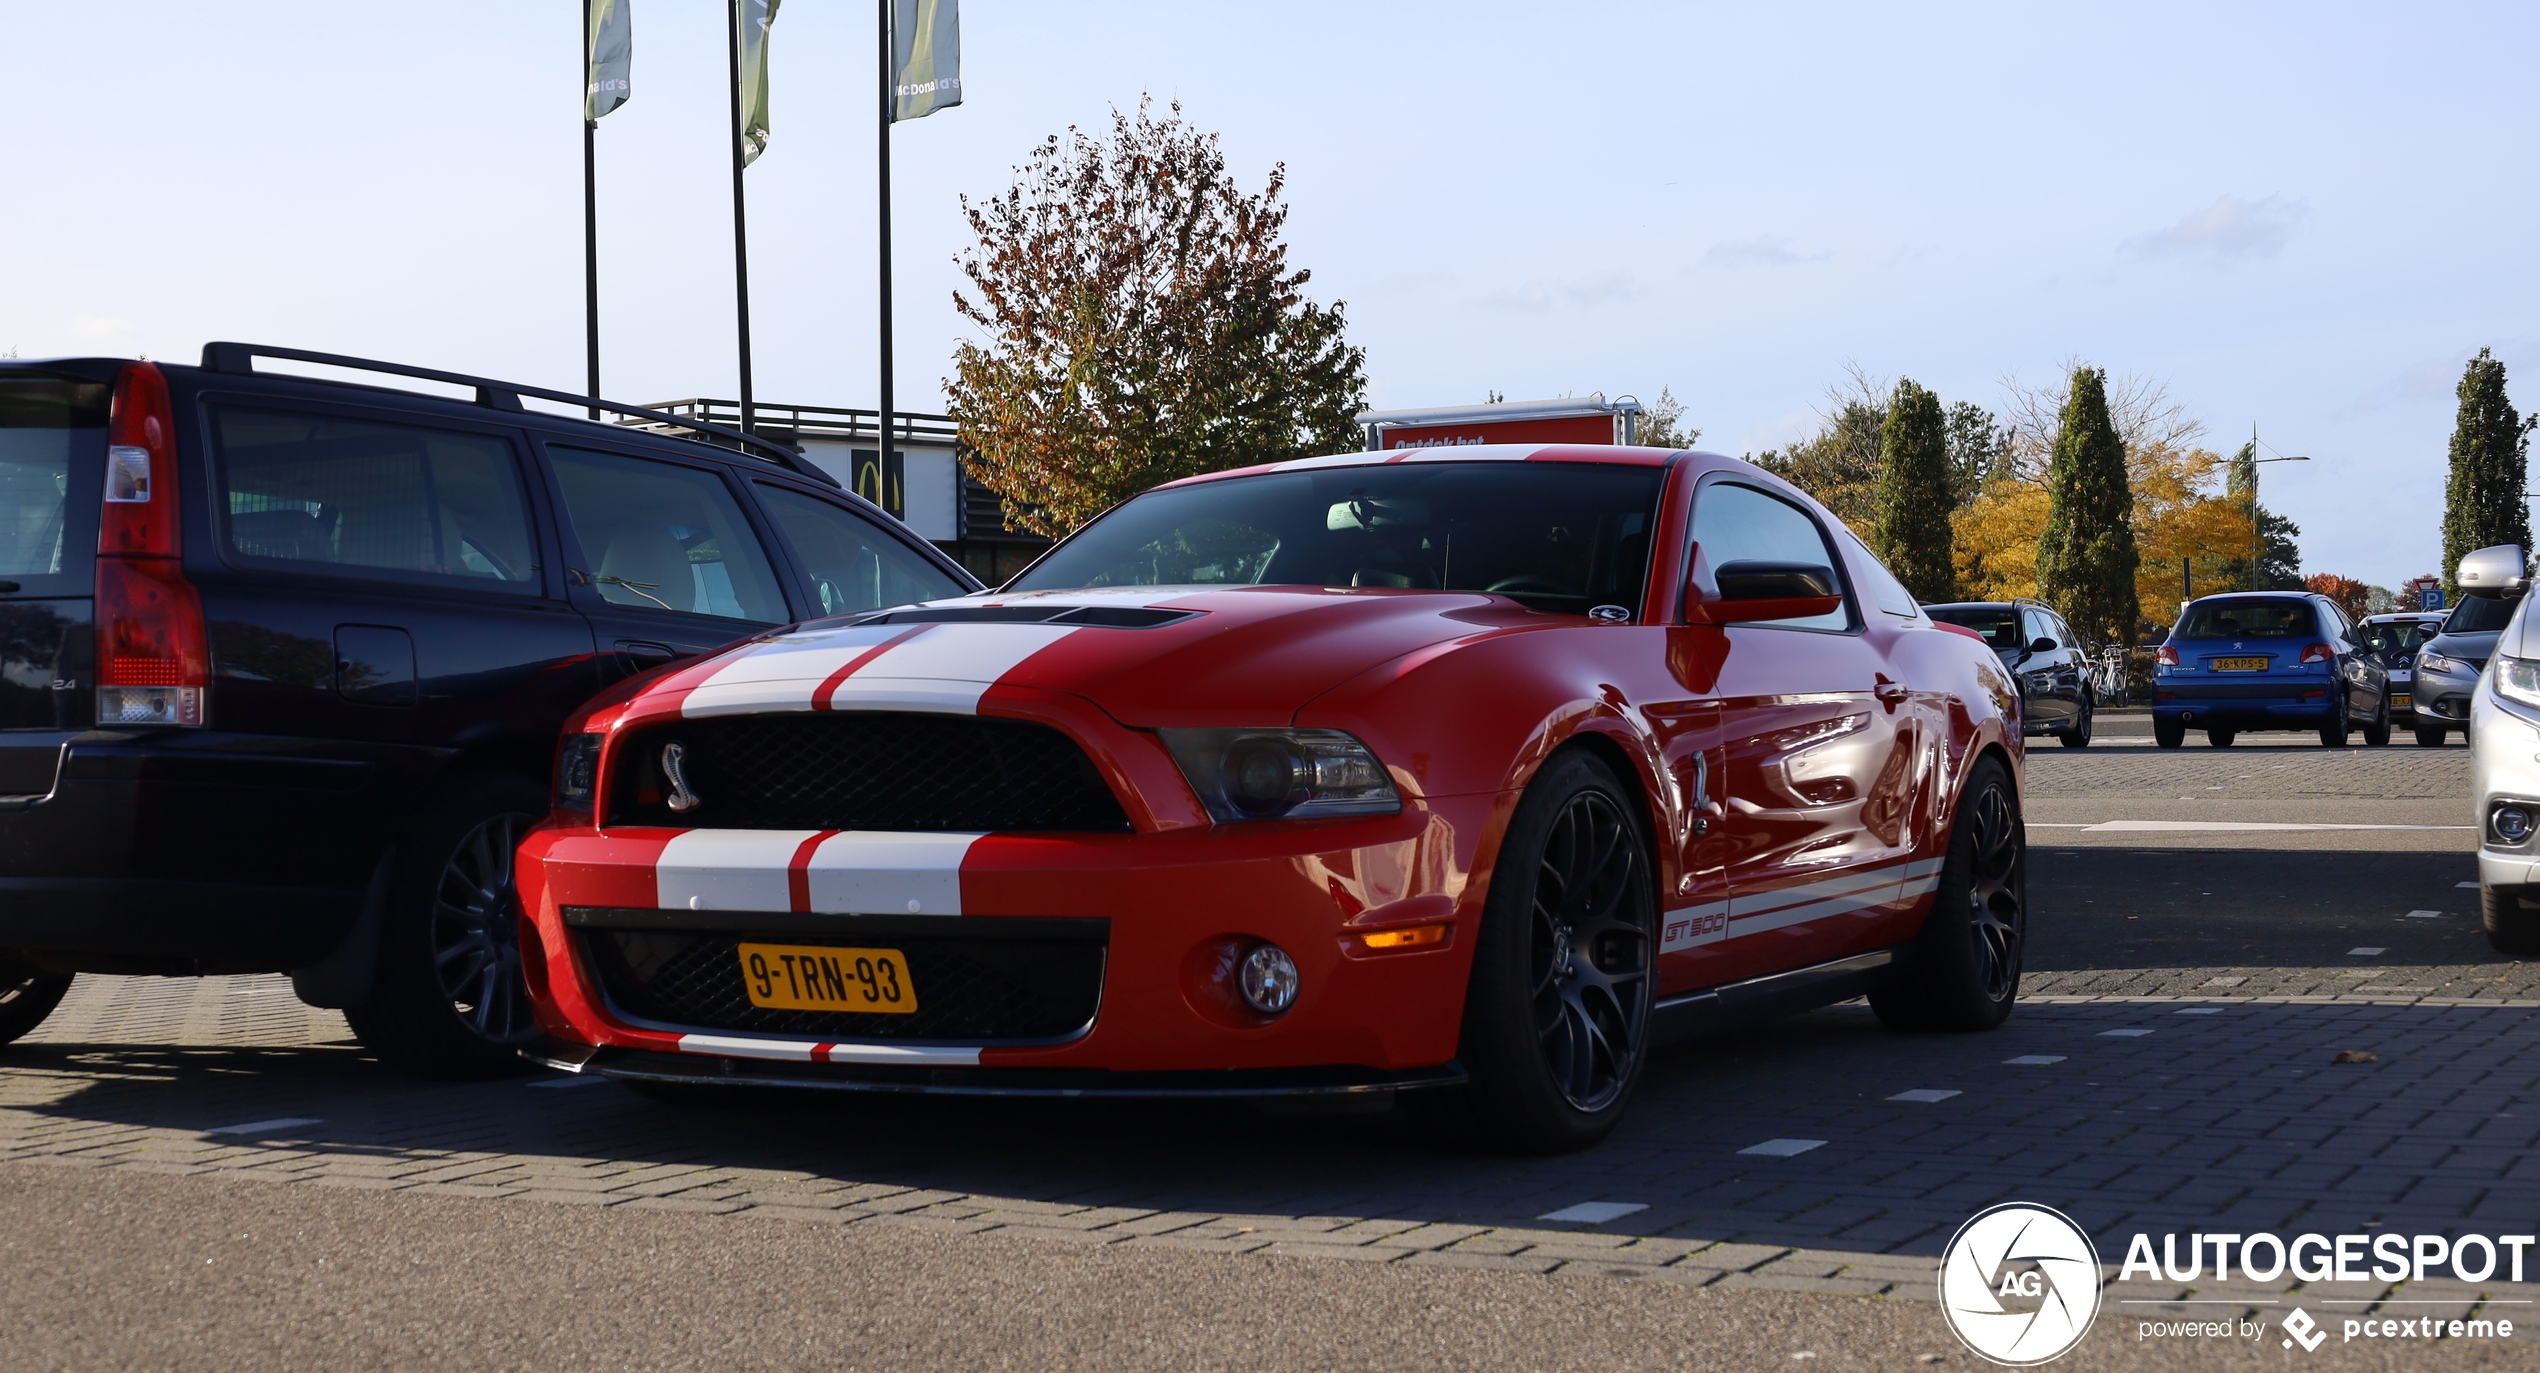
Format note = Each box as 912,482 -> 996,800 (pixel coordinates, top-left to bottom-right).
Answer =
1436,750 -> 1655,1153
0,957 -> 73,1046
2058,693 -> 2095,749
429,810 -> 541,1047
1871,755 -> 2025,1033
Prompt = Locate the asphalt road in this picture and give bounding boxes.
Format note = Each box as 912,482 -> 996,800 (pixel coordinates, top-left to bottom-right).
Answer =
7,724 -> 2535,1372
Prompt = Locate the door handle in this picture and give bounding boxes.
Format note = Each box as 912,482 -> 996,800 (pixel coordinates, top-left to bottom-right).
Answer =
1873,675 -> 1910,709
615,639 -> 685,668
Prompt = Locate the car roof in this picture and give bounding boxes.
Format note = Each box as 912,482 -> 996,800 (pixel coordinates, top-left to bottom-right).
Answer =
1163,442 -> 1685,488
1924,601 -> 2021,611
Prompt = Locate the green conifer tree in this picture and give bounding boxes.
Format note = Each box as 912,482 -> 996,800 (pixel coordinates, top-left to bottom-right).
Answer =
2440,348 -> 2535,595
2035,366 -> 2140,646
1872,379 -> 1955,601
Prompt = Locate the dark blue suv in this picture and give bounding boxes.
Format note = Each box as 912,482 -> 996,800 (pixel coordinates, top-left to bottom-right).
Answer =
2151,592 -> 2389,748
0,345 -> 978,1075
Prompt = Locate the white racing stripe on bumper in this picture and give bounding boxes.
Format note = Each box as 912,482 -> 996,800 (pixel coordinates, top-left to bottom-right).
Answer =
673,1034 -> 984,1067
804,831 -> 981,914
656,829 -> 818,913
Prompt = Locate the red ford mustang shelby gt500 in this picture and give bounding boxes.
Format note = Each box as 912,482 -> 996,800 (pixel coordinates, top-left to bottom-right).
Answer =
517,444 -> 2026,1150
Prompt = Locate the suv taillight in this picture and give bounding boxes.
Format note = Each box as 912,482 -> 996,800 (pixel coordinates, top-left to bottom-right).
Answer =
2156,645 -> 2178,666
95,362 -> 206,727
2299,642 -> 2333,665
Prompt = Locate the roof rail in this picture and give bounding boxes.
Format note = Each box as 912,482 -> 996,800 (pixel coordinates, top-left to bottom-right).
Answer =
2012,596 -> 2053,611
197,342 -> 835,486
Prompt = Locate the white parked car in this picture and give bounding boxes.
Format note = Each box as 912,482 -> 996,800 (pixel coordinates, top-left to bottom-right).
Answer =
2461,545 -> 2540,951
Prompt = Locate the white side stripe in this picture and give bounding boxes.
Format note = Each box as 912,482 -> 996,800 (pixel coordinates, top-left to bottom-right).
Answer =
1661,857 -> 1946,954
674,1034 -> 982,1067
656,829 -> 815,913
803,831 -> 980,915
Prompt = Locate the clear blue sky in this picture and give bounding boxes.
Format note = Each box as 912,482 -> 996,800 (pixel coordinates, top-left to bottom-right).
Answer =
4,2 -> 2533,587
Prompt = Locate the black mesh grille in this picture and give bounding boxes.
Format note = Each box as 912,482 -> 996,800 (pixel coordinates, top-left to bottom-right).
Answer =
580,928 -> 1105,1041
609,712 -> 1131,832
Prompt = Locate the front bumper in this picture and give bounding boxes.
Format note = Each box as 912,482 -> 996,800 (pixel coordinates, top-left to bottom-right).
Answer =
2476,685 -> 2540,884
516,797 -> 1498,1086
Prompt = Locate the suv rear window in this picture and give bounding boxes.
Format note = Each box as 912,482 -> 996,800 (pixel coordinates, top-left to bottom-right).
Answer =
0,376 -> 108,587
213,407 -> 540,592
2175,599 -> 2313,639
1928,605 -> 2021,650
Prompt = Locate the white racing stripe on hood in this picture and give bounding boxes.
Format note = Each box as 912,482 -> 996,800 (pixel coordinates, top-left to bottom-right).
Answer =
679,624 -> 911,717
679,621 -> 1079,717
803,831 -> 980,914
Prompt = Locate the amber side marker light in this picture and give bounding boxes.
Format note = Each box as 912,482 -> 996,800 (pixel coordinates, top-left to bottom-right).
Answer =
1355,924 -> 1448,950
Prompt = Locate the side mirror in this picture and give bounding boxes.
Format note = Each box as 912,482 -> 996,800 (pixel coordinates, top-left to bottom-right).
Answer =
2458,544 -> 2528,598
2028,636 -> 2057,655
1689,561 -> 1844,624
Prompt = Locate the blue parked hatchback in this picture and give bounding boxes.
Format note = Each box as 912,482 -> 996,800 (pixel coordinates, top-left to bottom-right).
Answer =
2152,592 -> 2390,748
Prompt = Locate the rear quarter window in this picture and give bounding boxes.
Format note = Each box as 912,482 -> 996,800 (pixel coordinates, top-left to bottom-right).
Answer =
0,376 -> 108,588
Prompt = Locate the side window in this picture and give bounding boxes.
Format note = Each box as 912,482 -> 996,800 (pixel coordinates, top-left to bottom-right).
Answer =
546,447 -> 787,623
755,483 -> 966,617
1841,531 -> 1919,618
1688,481 -> 1851,632
212,407 -> 539,592
2019,609 -> 2050,649
2050,612 -> 2078,649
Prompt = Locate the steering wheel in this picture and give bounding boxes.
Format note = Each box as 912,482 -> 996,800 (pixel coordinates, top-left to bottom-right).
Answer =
1485,576 -> 1570,598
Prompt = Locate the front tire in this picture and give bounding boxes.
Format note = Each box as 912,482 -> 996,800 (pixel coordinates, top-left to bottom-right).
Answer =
2319,699 -> 2350,748
0,959 -> 72,1047
1445,750 -> 1657,1153
2416,724 -> 2449,747
1871,756 -> 2025,1033
2485,886 -> 2540,956
345,775 -> 548,1080
2058,694 -> 2095,749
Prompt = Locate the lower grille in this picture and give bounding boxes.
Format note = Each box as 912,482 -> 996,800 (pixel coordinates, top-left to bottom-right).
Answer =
579,925 -> 1105,1042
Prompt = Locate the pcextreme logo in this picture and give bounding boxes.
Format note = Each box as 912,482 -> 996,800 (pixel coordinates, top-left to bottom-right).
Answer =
1939,1203 -> 2103,1366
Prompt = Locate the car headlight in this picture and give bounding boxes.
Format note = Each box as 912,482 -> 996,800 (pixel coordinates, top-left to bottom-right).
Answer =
2496,656 -> 2540,710
2420,650 -> 2459,675
555,732 -> 602,816
1159,728 -> 1402,822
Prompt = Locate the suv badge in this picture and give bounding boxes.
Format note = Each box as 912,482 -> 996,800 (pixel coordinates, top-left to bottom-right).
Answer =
662,742 -> 702,813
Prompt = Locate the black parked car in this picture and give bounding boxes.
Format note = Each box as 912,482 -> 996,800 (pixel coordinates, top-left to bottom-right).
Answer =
0,345 -> 977,1074
1923,598 -> 2096,747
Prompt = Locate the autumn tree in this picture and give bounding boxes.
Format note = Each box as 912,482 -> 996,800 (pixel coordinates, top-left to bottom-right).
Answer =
1636,386 -> 1700,449
1872,380 -> 1954,600
1945,401 -> 2012,506
2440,347 -> 2534,595
947,99 -> 1366,536
2035,366 -> 2140,647
2305,573 -> 2372,624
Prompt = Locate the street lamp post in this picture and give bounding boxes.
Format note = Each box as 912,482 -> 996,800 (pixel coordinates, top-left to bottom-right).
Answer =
2245,425 -> 2309,590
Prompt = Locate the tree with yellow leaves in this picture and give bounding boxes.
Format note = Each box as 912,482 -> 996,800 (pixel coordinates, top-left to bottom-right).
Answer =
1954,440 -> 2252,635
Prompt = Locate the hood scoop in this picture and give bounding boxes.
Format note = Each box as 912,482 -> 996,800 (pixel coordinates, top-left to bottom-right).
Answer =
855,604 -> 1204,630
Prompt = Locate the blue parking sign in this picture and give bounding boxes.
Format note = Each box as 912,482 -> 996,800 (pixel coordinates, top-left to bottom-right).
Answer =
2421,586 -> 2446,610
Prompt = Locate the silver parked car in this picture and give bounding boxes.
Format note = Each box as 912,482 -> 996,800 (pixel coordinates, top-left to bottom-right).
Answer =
2459,546 -> 2540,950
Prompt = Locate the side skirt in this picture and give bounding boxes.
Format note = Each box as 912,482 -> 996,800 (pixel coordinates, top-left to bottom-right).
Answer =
1648,946 -> 1901,1047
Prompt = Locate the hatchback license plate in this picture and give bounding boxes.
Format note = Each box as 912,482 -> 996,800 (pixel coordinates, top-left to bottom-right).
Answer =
2211,656 -> 2270,671
2393,693 -> 2412,709
736,942 -> 919,1014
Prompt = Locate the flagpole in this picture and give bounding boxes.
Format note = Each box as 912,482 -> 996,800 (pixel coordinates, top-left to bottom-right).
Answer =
582,0 -> 601,419
726,0 -> 757,435
877,0 -> 894,510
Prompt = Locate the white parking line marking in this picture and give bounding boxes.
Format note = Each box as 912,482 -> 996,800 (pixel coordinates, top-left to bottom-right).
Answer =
527,1076 -> 611,1089
1737,1139 -> 1827,1158
2177,1008 -> 2224,1015
2004,1055 -> 2067,1066
2100,1029 -> 2155,1037
2075,821 -> 2475,833
2460,882 -> 2484,889
203,1117 -> 322,1137
1537,1201 -> 1648,1223
2402,910 -> 2445,919
2349,947 -> 2387,956
1887,1089 -> 1961,1103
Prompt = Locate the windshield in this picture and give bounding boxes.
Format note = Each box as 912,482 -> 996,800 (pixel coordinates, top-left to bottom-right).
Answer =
1010,461 -> 1666,615
2174,599 -> 2314,639
2444,596 -> 2519,634
1927,606 -> 2022,651
2365,619 -> 2442,654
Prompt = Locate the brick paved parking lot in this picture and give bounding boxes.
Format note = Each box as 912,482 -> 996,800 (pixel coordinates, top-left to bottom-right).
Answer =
8,723 -> 2538,1363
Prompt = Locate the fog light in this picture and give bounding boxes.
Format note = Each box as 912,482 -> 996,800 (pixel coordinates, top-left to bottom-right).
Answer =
2497,806 -> 2535,844
1238,943 -> 1299,1014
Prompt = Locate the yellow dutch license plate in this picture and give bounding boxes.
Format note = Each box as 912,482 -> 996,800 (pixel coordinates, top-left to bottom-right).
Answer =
736,942 -> 919,1014
2393,693 -> 2413,709
2211,656 -> 2270,671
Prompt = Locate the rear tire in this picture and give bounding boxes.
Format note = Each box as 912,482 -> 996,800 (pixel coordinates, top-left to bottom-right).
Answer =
1871,756 -> 2025,1033
2154,718 -> 2186,749
0,959 -> 72,1047
1438,750 -> 1657,1153
2416,724 -> 2448,747
2206,727 -> 2237,748
345,774 -> 548,1080
2362,693 -> 2391,747
2484,886 -> 2540,956
2058,695 -> 2095,749
2319,699 -> 2351,748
